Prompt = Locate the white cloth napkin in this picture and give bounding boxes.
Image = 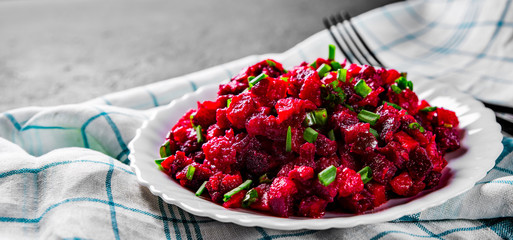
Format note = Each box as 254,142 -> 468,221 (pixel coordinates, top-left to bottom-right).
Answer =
1,0 -> 512,239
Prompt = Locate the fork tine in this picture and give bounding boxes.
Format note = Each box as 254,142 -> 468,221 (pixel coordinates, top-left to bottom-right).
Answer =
342,12 -> 386,68
335,13 -> 373,66
329,15 -> 359,64
323,17 -> 353,64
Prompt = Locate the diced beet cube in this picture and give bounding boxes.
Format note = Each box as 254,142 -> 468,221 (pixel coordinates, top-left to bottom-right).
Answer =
338,189 -> 375,214
268,177 -> 298,217
390,172 -> 413,196
435,127 -> 460,153
226,93 -> 257,129
162,151 -> 193,176
202,134 -> 237,172
393,131 -> 419,153
288,166 -> 315,182
365,153 -> 397,184
343,123 -> 370,144
350,131 -> 378,155
298,196 -> 328,218
215,108 -> 231,129
244,149 -> 272,177
407,146 -> 433,180
336,167 -> 364,197
424,171 -> 442,189
275,98 -> 316,124
378,141 -> 409,169
250,184 -> 271,212
436,108 -> 459,128
366,183 -> 387,208
315,134 -> 338,157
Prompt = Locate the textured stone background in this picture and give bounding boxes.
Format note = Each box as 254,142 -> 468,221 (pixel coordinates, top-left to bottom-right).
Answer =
0,0 -> 400,112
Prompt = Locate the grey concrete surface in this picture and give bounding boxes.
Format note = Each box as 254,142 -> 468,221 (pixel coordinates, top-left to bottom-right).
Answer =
0,0 -> 401,112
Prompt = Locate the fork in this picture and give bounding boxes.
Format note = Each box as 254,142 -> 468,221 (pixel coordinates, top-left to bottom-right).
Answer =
323,11 -> 513,135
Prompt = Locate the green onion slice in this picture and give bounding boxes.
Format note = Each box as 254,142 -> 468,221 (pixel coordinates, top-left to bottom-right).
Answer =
331,61 -> 342,70
337,68 -> 347,82
195,181 -> 207,197
369,128 -> 379,138
259,173 -> 272,184
354,79 -> 372,98
420,106 -> 437,112
383,101 -> 402,110
223,180 -> 252,202
328,129 -> 336,141
155,158 -> 165,171
328,44 -> 336,60
266,59 -> 276,67
194,125 -> 204,143
242,189 -> 259,208
358,166 -> 373,184
313,109 -> 328,126
309,61 -> 317,68
391,84 -> 402,94
248,73 -> 268,89
303,127 -> 319,143
408,122 -> 425,133
318,165 -> 337,186
316,63 -> 332,78
226,98 -> 232,108
189,113 -> 196,127
186,165 -> 196,180
280,76 -> 289,82
286,126 -> 292,152
304,112 -> 316,127
159,140 -> 172,158
357,110 -> 380,126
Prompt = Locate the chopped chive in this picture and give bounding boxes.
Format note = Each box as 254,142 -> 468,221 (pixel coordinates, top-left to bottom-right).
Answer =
391,84 -> 402,94
309,61 -> 317,68
337,68 -> 347,82
328,44 -> 336,60
383,101 -> 402,110
313,108 -> 328,126
303,127 -> 319,143
248,73 -> 268,89
159,140 -> 172,158
194,125 -> 204,143
407,81 -> 413,91
186,165 -> 196,180
331,61 -> 342,70
357,110 -> 380,126
283,69 -> 288,73
328,129 -> 336,141
280,76 -> 289,82
408,122 -> 425,133
330,78 -> 340,88
155,158 -> 165,166
266,59 -> 276,67
286,126 -> 292,152
303,112 -> 316,126
443,123 -> 453,128
358,166 -> 373,184
395,77 -> 408,89
259,173 -> 273,184
354,79 -> 372,98
242,189 -> 259,208
337,91 -> 347,103
155,158 -> 165,170
316,63 -> 332,78
223,180 -> 252,202
420,106 -> 437,112
369,128 -> 379,138
400,72 -> 408,78
226,98 -> 232,108
195,181 -> 207,196
344,103 -> 355,112
190,113 -> 196,127
318,165 -> 337,186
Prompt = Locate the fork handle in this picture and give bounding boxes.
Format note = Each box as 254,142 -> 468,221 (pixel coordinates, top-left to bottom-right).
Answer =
483,101 -> 513,114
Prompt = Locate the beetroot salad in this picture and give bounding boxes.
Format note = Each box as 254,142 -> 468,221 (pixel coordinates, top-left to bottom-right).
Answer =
155,45 -> 461,218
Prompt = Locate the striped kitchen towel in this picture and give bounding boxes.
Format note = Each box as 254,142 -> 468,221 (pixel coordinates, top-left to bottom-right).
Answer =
0,0 -> 512,239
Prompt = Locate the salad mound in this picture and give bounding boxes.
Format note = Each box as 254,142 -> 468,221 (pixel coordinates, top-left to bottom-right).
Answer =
155,45 -> 461,218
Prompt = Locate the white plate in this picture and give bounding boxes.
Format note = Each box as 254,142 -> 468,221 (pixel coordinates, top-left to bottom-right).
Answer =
128,78 -> 503,230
